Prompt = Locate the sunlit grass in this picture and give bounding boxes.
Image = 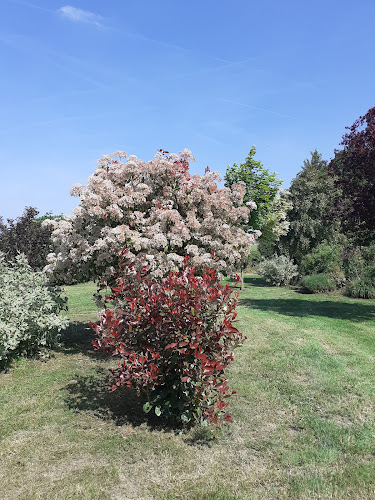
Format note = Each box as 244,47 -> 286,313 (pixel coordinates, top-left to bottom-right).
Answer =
1,277 -> 374,499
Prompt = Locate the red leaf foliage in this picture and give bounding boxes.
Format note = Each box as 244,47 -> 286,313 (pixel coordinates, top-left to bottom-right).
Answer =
329,106 -> 375,244
91,249 -> 245,425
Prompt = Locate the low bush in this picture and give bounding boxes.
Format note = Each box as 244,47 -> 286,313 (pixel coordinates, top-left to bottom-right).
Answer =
344,266 -> 375,299
345,279 -> 375,299
257,255 -> 298,286
343,246 -> 365,280
362,264 -> 375,282
300,243 -> 342,276
361,243 -> 375,265
91,250 -> 244,426
343,243 -> 375,281
329,265 -> 346,288
0,253 -> 68,369
300,273 -> 336,293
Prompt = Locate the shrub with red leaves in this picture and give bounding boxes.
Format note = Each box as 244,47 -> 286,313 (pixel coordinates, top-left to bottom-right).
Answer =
91,250 -> 245,426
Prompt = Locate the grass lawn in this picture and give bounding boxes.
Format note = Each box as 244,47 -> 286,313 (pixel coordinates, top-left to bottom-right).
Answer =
1,277 -> 375,499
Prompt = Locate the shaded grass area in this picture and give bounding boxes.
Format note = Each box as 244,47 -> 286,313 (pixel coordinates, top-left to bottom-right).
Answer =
241,297 -> 375,322
1,277 -> 375,499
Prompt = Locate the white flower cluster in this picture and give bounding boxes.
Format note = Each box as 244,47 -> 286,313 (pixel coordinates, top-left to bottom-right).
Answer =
45,149 -> 256,283
246,200 -> 258,211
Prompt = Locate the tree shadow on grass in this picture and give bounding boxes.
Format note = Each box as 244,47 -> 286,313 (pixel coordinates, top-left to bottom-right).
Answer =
243,276 -> 271,287
57,322 -> 100,357
61,323 -> 163,428
1,322 -> 98,372
64,366 -> 162,428
240,298 -> 375,322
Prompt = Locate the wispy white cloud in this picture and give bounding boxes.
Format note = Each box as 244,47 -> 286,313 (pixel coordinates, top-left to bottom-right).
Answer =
0,33 -> 106,88
175,58 -> 253,81
4,0 -> 54,12
58,5 -> 103,28
217,97 -> 296,119
30,110 -> 124,127
193,132 -> 221,145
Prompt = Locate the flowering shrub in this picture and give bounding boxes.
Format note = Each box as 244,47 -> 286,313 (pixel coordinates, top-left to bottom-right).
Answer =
91,250 -> 244,426
0,253 -> 68,369
257,255 -> 298,286
44,149 -> 255,284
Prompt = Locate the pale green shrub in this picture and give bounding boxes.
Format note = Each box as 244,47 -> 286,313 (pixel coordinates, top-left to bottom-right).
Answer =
0,253 -> 68,369
257,255 -> 298,286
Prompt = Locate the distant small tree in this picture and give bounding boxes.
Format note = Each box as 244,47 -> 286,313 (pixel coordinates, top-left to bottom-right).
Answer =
35,211 -> 64,223
329,106 -> 375,245
224,146 -> 282,232
224,146 -> 282,287
0,207 -> 54,270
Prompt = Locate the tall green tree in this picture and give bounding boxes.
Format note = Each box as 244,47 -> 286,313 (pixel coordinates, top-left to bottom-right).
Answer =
279,150 -> 339,264
257,189 -> 292,257
225,146 -> 282,288
224,146 -> 282,232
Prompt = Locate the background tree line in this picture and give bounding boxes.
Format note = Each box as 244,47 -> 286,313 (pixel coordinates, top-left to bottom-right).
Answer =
258,106 -> 375,298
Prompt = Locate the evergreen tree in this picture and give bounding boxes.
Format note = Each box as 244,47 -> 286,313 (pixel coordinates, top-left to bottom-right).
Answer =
280,150 -> 339,264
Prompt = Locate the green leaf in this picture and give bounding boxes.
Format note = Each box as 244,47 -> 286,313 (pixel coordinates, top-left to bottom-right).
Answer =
181,410 -> 192,423
155,406 -> 162,417
143,402 -> 152,413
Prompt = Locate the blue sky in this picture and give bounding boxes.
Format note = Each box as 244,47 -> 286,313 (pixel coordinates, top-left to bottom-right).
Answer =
1,0 -> 374,220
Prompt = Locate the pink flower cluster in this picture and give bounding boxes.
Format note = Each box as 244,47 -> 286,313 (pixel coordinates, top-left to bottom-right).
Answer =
44,149 -> 256,283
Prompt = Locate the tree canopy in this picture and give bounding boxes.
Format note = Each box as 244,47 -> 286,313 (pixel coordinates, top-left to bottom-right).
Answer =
224,146 -> 282,233
279,150 -> 339,264
0,207 -> 53,270
45,149 -> 256,284
329,106 -> 375,246
257,189 -> 292,257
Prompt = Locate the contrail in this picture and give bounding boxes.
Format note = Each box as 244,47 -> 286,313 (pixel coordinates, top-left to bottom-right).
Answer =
218,97 -> 296,119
